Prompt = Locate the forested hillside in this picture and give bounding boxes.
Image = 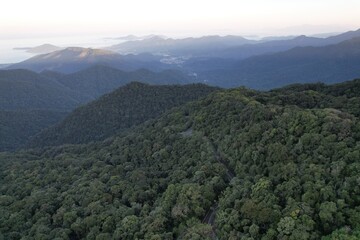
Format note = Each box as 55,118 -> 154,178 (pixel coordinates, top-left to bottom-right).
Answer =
28,82 -> 219,147
0,67 -> 193,151
0,67 -> 192,109
0,69 -> 88,111
0,69 -> 85,151
0,80 -> 360,239
55,65 -> 192,99
0,110 -> 67,152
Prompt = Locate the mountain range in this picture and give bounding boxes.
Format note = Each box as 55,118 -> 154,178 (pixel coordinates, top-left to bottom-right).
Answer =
188,37 -> 360,88
0,65 -> 190,110
53,65 -> 193,98
108,29 -> 360,59
211,28 -> 360,59
6,29 -> 360,90
1,79 -> 360,239
0,66 -> 192,151
108,35 -> 256,56
2,28 -> 360,150
8,47 -> 168,73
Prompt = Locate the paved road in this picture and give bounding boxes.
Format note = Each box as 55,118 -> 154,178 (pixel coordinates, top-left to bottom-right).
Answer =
202,204 -> 218,225
201,137 -> 236,239
178,136 -> 235,240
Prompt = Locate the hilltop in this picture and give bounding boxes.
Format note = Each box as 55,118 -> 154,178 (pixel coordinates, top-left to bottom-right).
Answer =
28,82 -> 219,147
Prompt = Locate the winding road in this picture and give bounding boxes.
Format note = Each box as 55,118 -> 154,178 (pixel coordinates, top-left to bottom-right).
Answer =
201,136 -> 236,239
177,136 -> 236,240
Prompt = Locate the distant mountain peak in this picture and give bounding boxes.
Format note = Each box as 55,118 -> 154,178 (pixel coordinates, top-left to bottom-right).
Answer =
7,46 -> 169,73
62,47 -> 116,56
33,47 -> 118,60
40,43 -> 58,47
16,43 -> 63,54
292,35 -> 319,41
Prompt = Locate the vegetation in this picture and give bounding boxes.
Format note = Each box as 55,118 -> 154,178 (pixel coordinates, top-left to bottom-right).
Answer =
0,67 -> 195,151
0,110 -> 67,152
56,65 -> 194,99
28,82 -> 219,147
0,69 -> 87,111
0,67 -> 193,111
0,79 -> 360,239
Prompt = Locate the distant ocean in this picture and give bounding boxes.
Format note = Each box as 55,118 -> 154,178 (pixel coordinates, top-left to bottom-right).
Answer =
0,35 -> 123,64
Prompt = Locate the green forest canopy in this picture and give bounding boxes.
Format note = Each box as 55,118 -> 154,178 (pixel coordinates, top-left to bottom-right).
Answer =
0,79 -> 360,239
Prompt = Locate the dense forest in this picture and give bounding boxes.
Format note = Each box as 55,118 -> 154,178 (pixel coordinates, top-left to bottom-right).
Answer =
0,67 -> 194,151
28,82 -> 218,147
0,110 -> 67,152
0,79 -> 360,239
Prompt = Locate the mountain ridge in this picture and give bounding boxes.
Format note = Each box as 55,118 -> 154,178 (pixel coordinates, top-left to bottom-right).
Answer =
194,37 -> 360,89
27,82 -> 219,147
0,66 -> 195,151
108,29 -> 360,59
8,47 -> 169,73
1,79 -> 360,239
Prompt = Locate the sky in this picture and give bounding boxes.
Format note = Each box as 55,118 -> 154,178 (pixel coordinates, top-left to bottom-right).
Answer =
1,0 -> 360,38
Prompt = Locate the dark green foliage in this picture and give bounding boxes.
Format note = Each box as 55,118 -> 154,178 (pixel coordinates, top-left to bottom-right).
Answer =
0,67 -> 193,112
257,79 -> 360,117
0,112 -> 226,239
322,228 -> 360,240
28,82 -> 219,147
0,79 -> 359,239
0,69 -> 88,111
0,110 -> 67,152
0,69 -> 84,152
0,67 -> 195,151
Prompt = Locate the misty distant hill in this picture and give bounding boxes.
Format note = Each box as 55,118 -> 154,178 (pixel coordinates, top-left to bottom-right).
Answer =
26,44 -> 63,54
213,28 -> 360,59
108,35 -> 256,56
8,47 -> 169,73
111,34 -> 167,41
197,37 -> 360,89
14,44 -> 62,54
108,29 -> 360,59
52,65 -> 193,98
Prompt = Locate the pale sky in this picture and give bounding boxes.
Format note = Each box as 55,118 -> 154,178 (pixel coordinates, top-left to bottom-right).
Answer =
1,0 -> 360,38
